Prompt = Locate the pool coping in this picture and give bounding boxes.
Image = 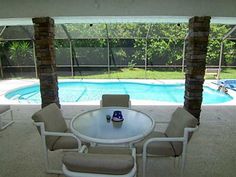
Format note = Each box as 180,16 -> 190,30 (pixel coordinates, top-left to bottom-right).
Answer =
1,79 -> 236,106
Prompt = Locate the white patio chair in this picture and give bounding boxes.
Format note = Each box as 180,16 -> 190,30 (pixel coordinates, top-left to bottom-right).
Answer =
135,107 -> 198,177
62,146 -> 137,177
32,103 -> 86,174
100,94 -> 131,108
0,105 -> 14,130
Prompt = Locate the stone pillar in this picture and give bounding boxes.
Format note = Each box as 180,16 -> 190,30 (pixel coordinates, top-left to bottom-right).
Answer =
32,17 -> 60,108
184,16 -> 211,122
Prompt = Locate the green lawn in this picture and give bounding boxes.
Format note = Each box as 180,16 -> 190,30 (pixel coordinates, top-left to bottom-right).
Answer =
219,68 -> 236,79
60,68 -> 236,79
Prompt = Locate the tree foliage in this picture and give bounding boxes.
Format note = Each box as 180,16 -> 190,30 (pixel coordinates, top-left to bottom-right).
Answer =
8,41 -> 33,65
1,23 -> 235,67
207,25 -> 236,66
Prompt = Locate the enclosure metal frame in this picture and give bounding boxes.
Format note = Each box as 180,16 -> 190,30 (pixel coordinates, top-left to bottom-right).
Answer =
61,24 -> 74,77
181,33 -> 189,73
181,25 -> 236,78
0,26 -> 7,78
218,25 -> 236,79
0,24 -> 235,78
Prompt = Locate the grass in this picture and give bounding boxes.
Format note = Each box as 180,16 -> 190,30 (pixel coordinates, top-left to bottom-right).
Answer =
59,68 -> 236,79
219,68 -> 236,79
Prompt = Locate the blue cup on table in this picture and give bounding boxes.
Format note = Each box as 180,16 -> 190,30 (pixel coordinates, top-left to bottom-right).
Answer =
112,110 -> 124,122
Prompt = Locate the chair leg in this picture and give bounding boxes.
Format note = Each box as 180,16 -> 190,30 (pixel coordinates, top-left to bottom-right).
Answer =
174,156 -> 181,168
142,151 -> 147,177
131,148 -> 137,177
0,110 -> 14,130
42,135 -> 62,174
180,144 -> 187,177
173,157 -> 175,168
180,155 -> 186,177
44,149 -> 63,174
43,146 -> 51,173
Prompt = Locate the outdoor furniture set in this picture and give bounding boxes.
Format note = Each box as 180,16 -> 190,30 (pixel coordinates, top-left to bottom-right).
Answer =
31,94 -> 198,177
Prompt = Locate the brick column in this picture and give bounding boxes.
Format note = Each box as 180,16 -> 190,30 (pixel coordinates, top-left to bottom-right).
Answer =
32,17 -> 60,108
184,16 -> 211,122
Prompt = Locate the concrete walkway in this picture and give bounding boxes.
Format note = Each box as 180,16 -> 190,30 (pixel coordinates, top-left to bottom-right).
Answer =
0,104 -> 236,177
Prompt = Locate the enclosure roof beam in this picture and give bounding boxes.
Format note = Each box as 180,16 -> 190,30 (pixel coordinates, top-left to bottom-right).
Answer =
20,25 -> 34,40
222,25 -> 236,40
184,32 -> 189,40
227,37 -> 236,40
61,24 -> 72,40
0,38 -> 32,41
54,36 -> 188,40
0,26 -> 7,37
146,24 -> 152,39
105,24 -> 109,39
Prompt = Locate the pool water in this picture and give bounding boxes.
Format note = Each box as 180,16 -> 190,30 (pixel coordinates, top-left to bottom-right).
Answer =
5,81 -> 233,104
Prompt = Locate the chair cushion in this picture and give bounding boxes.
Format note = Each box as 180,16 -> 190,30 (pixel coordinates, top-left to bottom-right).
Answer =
0,105 -> 10,114
102,94 -> 130,107
165,107 -> 198,156
52,134 -> 78,151
32,103 -> 67,150
63,152 -> 134,175
88,146 -> 132,155
135,131 -> 175,156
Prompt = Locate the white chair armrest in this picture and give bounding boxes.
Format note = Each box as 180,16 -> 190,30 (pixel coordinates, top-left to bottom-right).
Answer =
142,136 -> 185,169
33,122 -> 83,152
143,126 -> 198,153
143,137 -> 185,149
184,126 -> 198,133
184,126 -> 198,140
79,145 -> 88,153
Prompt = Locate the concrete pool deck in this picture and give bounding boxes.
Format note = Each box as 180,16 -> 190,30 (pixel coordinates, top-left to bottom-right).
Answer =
0,104 -> 236,177
0,79 -> 236,177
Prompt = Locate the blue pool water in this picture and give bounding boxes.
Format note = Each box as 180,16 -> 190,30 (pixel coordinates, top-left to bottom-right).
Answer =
5,81 -> 233,104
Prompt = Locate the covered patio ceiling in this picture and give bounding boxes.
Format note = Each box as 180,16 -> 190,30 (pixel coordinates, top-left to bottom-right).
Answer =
0,16 -> 236,27
0,0 -> 236,25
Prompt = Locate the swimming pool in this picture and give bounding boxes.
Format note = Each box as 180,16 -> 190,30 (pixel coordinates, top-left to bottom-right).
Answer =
5,81 -> 233,104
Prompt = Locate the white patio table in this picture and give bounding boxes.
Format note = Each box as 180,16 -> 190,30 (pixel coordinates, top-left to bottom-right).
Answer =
70,107 -> 155,146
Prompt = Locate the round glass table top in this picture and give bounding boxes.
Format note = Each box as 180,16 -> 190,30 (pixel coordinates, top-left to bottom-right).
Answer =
70,107 -> 155,144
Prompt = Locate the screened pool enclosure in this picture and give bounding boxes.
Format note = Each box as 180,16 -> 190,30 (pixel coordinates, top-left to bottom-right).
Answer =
0,23 -> 235,78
